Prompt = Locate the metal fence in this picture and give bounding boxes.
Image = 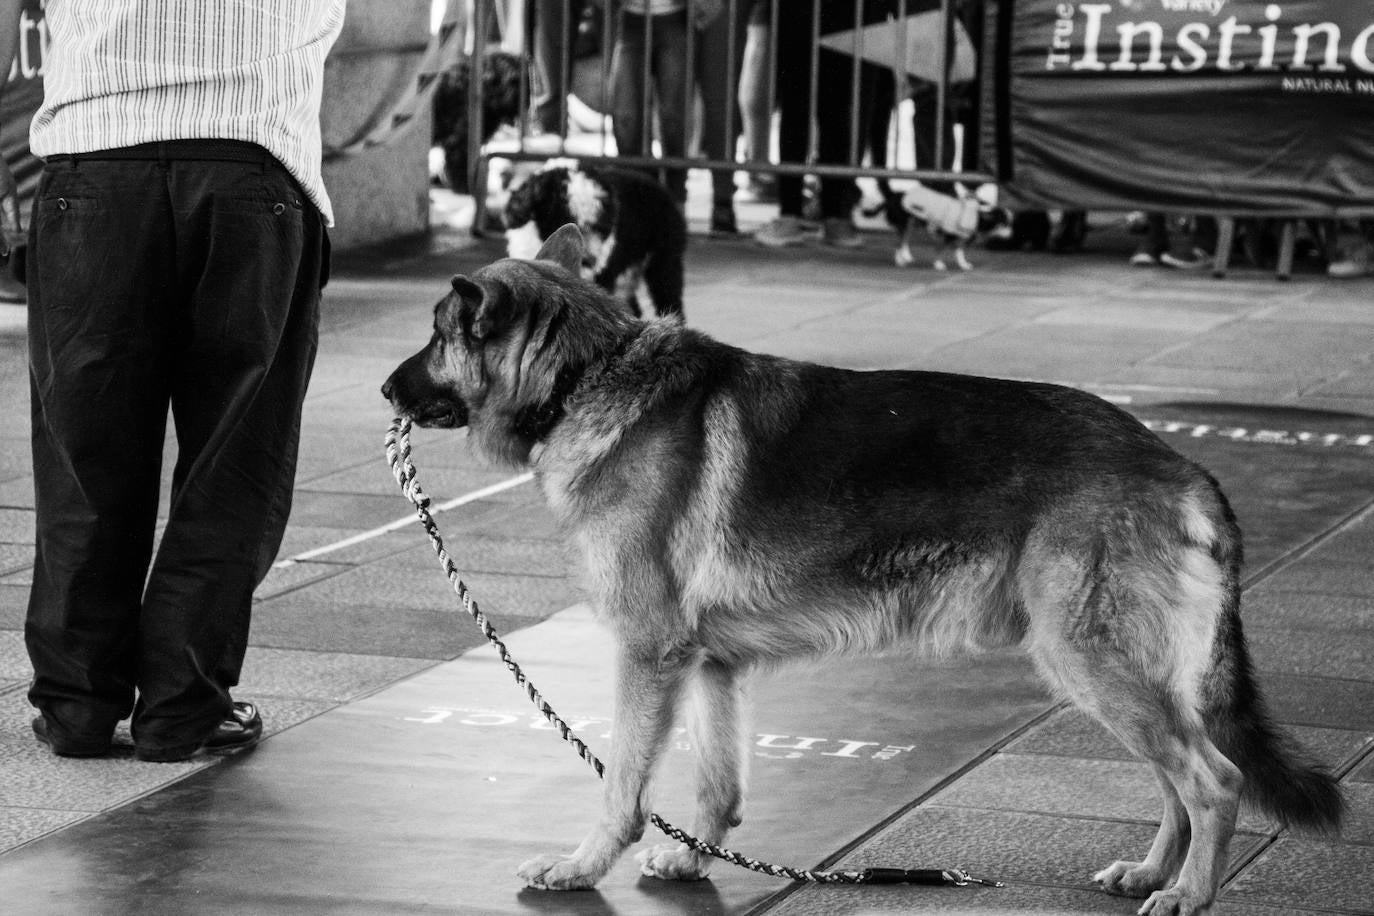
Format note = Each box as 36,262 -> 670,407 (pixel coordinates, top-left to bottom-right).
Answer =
462,0 -> 994,232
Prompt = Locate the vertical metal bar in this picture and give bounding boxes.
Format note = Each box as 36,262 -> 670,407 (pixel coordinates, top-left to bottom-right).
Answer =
642,9 -> 654,156
808,0 -> 820,165
767,0 -> 778,166
601,1 -> 614,156
558,0 -> 570,155
517,0 -> 530,145
893,0 -> 908,170
848,0 -> 862,168
469,0 -> 490,232
724,0 -> 738,168
685,0 -> 696,170
934,0 -> 951,173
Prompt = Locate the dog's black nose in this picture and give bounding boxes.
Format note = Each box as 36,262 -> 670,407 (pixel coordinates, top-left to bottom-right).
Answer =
380,375 -> 395,402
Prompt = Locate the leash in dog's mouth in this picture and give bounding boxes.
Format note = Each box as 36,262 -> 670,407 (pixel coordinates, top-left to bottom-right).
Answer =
384,416 -> 1004,890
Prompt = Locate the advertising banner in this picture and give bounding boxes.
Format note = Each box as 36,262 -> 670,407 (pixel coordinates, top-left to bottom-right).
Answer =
998,0 -> 1374,215
3,0 -> 46,229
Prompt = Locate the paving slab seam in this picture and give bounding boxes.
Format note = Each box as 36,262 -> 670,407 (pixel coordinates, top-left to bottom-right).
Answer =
1240,494 -> 1374,589
1221,833 -> 1356,910
3,811 -> 111,858
746,703 -> 1065,916
292,453 -> 383,486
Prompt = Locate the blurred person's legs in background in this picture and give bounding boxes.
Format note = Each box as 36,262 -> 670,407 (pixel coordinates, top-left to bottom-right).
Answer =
697,0 -> 753,235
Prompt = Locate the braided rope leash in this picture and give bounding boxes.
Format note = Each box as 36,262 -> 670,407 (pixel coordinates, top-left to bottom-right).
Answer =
385,417 -> 1002,889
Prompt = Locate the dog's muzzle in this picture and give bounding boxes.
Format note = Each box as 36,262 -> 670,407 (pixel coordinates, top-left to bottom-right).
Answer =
381,359 -> 470,430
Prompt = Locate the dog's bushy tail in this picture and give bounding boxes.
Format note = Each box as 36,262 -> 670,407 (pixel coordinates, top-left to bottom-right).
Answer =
1204,512 -> 1345,835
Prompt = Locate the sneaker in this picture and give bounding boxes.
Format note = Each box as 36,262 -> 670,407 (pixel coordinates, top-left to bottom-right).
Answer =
754,215 -> 808,248
737,175 -> 778,204
1161,247 -> 1213,270
1328,239 -> 1374,278
0,272 -> 24,304
708,204 -> 738,239
821,217 -> 863,249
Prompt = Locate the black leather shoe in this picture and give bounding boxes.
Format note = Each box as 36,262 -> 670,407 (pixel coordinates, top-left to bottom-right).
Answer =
136,701 -> 263,763
32,715 -> 111,758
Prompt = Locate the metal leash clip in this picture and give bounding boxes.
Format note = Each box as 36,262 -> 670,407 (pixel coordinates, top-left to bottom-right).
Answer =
948,867 -> 1004,887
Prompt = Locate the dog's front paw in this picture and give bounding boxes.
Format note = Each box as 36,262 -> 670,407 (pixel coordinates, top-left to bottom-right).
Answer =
894,244 -> 915,268
1093,860 -> 1169,898
517,853 -> 601,891
1138,884 -> 1213,916
635,842 -> 711,881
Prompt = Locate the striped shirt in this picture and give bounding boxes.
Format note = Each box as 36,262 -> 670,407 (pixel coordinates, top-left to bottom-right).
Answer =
30,0 -> 346,224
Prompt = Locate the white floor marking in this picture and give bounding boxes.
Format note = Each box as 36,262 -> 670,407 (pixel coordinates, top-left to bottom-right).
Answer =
272,472 -> 535,569
1140,420 -> 1374,450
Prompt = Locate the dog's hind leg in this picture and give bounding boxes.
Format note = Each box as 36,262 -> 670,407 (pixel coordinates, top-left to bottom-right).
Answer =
894,218 -> 921,267
1032,647 -> 1241,915
932,237 -> 951,271
1025,544 -> 1242,916
642,252 -> 684,320
1107,714 -> 1240,916
593,249 -> 645,317
1094,763 -> 1190,897
636,658 -> 748,880
517,643 -> 693,890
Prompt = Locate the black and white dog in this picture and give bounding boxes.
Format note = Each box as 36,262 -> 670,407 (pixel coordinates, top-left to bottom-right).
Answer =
503,163 -> 687,320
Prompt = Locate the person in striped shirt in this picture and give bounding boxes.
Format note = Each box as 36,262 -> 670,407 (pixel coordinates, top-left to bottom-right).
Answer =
10,0 -> 345,763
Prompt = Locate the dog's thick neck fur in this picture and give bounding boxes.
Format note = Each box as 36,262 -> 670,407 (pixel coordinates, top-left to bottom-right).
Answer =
505,270 -> 643,453
512,327 -> 641,443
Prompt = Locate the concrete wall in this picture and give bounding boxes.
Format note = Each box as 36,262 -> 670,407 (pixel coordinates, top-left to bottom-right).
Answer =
320,1 -> 436,251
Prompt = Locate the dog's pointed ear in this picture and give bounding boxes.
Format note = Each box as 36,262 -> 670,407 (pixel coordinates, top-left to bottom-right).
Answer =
534,223 -> 586,274
450,275 -> 512,340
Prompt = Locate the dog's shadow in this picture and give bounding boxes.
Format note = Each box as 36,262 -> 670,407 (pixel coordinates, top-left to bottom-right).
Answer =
515,877 -> 729,915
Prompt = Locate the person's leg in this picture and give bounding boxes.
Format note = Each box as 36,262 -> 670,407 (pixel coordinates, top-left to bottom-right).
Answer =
610,13 -> 648,168
697,0 -> 752,229
529,0 -> 585,133
753,3 -> 810,245
772,6 -> 810,219
814,49 -> 868,244
131,155 -> 324,757
25,160 -> 175,755
649,11 -> 691,204
737,1 -> 773,190
909,80 -> 957,195
1131,212 -> 1170,265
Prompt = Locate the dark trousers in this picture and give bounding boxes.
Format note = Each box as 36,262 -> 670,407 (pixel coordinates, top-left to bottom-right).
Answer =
25,143 -> 325,755
529,0 -> 588,133
611,11 -> 691,203
775,0 -> 892,219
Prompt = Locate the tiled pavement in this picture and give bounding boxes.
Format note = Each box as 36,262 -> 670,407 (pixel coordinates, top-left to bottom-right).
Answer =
0,193 -> 1371,914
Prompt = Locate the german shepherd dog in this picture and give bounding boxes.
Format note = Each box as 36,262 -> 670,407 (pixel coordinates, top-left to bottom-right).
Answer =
382,225 -> 1343,914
